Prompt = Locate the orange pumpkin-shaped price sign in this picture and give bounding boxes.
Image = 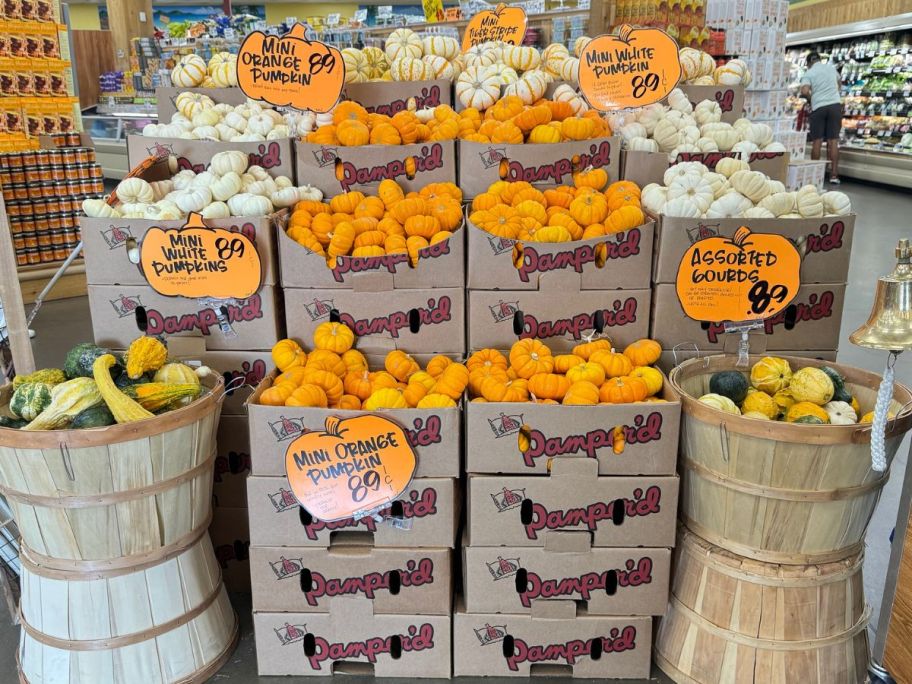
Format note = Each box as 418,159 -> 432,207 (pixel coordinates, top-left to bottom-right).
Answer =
462,3 -> 527,51
579,25 -> 682,111
285,415 -> 417,522
676,226 -> 801,323
140,212 -> 262,299
238,23 -> 344,112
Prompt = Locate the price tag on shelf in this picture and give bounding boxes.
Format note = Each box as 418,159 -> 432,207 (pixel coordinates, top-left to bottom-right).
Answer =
675,226 -> 800,325
354,9 -> 368,22
237,23 -> 344,113
879,50 -> 886,56
879,130 -> 887,136
378,5 -> 393,18
578,25 -> 682,110
284,415 -> 417,523
140,213 -> 262,300
903,48 -> 909,54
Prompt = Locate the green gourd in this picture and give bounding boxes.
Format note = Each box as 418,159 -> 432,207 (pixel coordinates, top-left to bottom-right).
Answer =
793,415 -> 826,424
12,368 -> 66,388
64,343 -> 115,379
10,382 -> 52,421
70,404 -> 116,429
23,377 -> 104,430
709,371 -> 749,404
0,416 -> 26,429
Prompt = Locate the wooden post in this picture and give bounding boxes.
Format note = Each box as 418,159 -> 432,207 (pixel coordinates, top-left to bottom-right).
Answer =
588,0 -> 615,36
105,0 -> 154,70
0,194 -> 34,377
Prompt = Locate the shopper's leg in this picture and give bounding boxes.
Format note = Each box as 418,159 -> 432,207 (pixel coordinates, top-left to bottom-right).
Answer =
828,139 -> 840,180
812,139 -> 822,160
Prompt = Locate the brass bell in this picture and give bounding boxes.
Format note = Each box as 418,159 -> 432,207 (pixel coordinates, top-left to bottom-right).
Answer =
850,239 -> 912,351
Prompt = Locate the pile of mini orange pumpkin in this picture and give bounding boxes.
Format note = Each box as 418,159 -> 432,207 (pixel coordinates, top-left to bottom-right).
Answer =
286,178 -> 461,265
470,172 -> 645,242
468,338 -> 666,404
261,322 -> 468,410
305,97 -> 610,147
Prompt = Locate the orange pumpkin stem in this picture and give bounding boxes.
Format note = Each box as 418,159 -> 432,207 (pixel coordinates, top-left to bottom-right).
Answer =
618,24 -> 634,42
732,226 -> 753,247
324,415 -> 346,437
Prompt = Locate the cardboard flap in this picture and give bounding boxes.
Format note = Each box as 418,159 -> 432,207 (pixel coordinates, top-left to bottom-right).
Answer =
530,600 -> 577,620
544,531 -> 592,553
325,596 -> 377,623
352,272 -> 396,293
549,458 -> 598,479
536,268 -> 583,293
168,336 -> 207,357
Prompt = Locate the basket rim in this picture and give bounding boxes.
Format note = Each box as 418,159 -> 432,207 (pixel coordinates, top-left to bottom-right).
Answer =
669,354 -> 912,445
0,375 -> 224,448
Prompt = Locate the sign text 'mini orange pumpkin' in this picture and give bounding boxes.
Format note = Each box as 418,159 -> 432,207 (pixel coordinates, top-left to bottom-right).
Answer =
579,25 -> 682,110
675,226 -> 801,324
285,414 -> 417,522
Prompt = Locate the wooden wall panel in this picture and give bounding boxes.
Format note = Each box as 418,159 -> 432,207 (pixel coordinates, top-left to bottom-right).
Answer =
789,0 -> 912,33
72,30 -> 114,108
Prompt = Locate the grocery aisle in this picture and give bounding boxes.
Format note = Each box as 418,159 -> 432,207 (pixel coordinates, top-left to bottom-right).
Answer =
0,178 -> 903,681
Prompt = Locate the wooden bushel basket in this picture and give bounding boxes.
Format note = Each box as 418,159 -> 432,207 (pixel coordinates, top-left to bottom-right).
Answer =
18,530 -> 238,684
655,529 -> 869,683
670,354 -> 912,564
0,376 -> 223,569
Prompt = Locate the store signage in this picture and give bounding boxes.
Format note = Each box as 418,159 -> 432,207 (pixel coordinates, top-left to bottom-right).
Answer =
285,415 -> 417,522
675,226 -> 800,323
578,25 -> 682,110
423,0 -> 444,22
462,3 -> 527,51
140,212 -> 262,300
237,23 -> 344,112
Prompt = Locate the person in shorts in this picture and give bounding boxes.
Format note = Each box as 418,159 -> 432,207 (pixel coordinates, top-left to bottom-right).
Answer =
800,51 -> 843,184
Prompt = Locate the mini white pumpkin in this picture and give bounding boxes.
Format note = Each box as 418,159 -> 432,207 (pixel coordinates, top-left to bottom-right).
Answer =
715,157 -> 749,178
192,125 -> 220,140
796,187 -> 824,217
246,166 -> 270,181
82,198 -> 121,218
175,91 -> 213,119
691,75 -> 715,85
116,177 -> 154,204
142,123 -> 162,136
215,124 -> 237,141
669,144 -> 700,162
759,192 -> 796,217
641,183 -> 667,214
191,171 -> 220,189
714,58 -> 747,85
271,187 -> 300,208
729,169 -> 770,202
267,125 -> 291,140
653,118 -> 680,152
174,188 -> 212,214
663,161 -> 709,187
246,114 -> 274,136
768,180 -> 786,194
662,195 -> 702,218
741,206 -> 775,218
706,192 -> 752,218
274,176 -> 293,189
709,127 -> 740,151
823,401 -> 857,425
228,193 -> 273,216
149,180 -> 173,201
619,122 -> 647,142
636,105 -> 665,135
694,99 -> 722,125
732,140 -> 759,161
211,172 -> 242,202
763,141 -> 787,153
666,175 -> 714,213
245,178 -> 277,197
744,123 -> 773,147
119,202 -> 149,218
628,136 -> 659,153
172,169 -> 197,191
667,88 -> 693,114
822,191 -> 852,215
695,136 -> 719,152
702,172 -> 729,198
297,185 -> 323,202
210,150 -> 249,177
144,202 -> 182,221
191,110 -> 220,128
200,201 -> 231,219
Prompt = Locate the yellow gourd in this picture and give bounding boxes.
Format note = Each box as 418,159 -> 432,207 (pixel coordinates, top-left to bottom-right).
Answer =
93,354 -> 154,423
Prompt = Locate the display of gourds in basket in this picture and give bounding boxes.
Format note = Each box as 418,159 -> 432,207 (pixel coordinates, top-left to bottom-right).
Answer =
468,337 -> 666,405
262,323 -> 469,409
0,336 -> 210,430
285,178 -> 461,265
470,174 -> 645,242
697,356 -> 879,424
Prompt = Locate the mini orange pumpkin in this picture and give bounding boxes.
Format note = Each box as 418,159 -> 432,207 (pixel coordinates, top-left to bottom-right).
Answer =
313,322 -> 355,354
562,380 -> 600,405
510,339 -> 554,378
599,375 -> 649,404
272,339 -> 306,372
622,339 -> 662,367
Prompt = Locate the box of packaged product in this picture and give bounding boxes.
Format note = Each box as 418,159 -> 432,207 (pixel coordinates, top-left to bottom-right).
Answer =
457,137 -> 621,199
254,598 -> 451,677
650,282 -> 847,352
87,284 -> 282,351
464,383 -> 679,475
466,219 -> 654,291
652,213 -> 856,285
466,460 -> 678,547
283,287 -> 465,355
250,546 -> 451,614
453,602 -> 651,678
467,289 -> 651,354
247,476 -> 458,548
247,371 -> 461,479
463,543 -> 671,615
294,140 -> 456,196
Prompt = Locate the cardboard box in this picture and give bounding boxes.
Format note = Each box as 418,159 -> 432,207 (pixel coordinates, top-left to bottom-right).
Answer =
677,85 -> 745,122
652,214 -> 856,285
463,544 -> 671,616
621,149 -> 789,187
247,476 -> 458,548
209,505 -> 250,592
214,415 -> 250,509
294,140 -> 456,196
466,460 -> 678,548
453,603 -> 651,678
466,220 -> 654,291
464,385 -> 680,475
88,284 -> 282,351
127,135 -> 294,180
196,350 -> 271,416
284,287 -> 465,355
656,348 -> 838,374
156,86 -> 247,119
80,212 -> 279,287
254,599 -> 451,677
247,372 -> 461,479
343,80 -> 452,114
250,546 -> 451,614
650,282 -> 847,352
457,137 -> 621,199
467,289 -> 651,354
277,216 -> 464,290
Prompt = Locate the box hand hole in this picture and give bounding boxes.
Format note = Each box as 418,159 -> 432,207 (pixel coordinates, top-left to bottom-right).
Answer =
513,567 -> 528,594
333,157 -> 344,182
134,306 -> 148,333
125,237 -> 140,264
388,569 -> 401,595
593,309 -> 605,334
329,308 -> 341,323
512,242 -> 524,271
605,569 -> 618,595
389,634 -> 402,659
512,309 -> 525,336
299,507 -> 313,526
299,567 -> 313,592
303,632 -> 316,656
501,634 -> 515,659
612,498 -> 625,526
612,425 -> 626,454
408,308 -> 421,334
594,242 -> 607,269
520,498 -> 533,525
517,424 -> 531,454
784,304 -> 798,330
590,637 -> 603,660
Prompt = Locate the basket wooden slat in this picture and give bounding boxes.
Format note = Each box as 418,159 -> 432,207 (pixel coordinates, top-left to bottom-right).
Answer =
0,377 -> 222,566
670,354 -> 912,563
18,533 -> 237,683
655,529 -> 869,683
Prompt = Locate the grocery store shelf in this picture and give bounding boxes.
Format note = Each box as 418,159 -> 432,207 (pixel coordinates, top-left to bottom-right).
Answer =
839,145 -> 912,188
16,262 -> 86,304
360,8 -> 588,36
787,13 -> 912,45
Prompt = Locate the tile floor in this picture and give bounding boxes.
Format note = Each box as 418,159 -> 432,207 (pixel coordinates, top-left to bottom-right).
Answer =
2,179 -> 909,682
